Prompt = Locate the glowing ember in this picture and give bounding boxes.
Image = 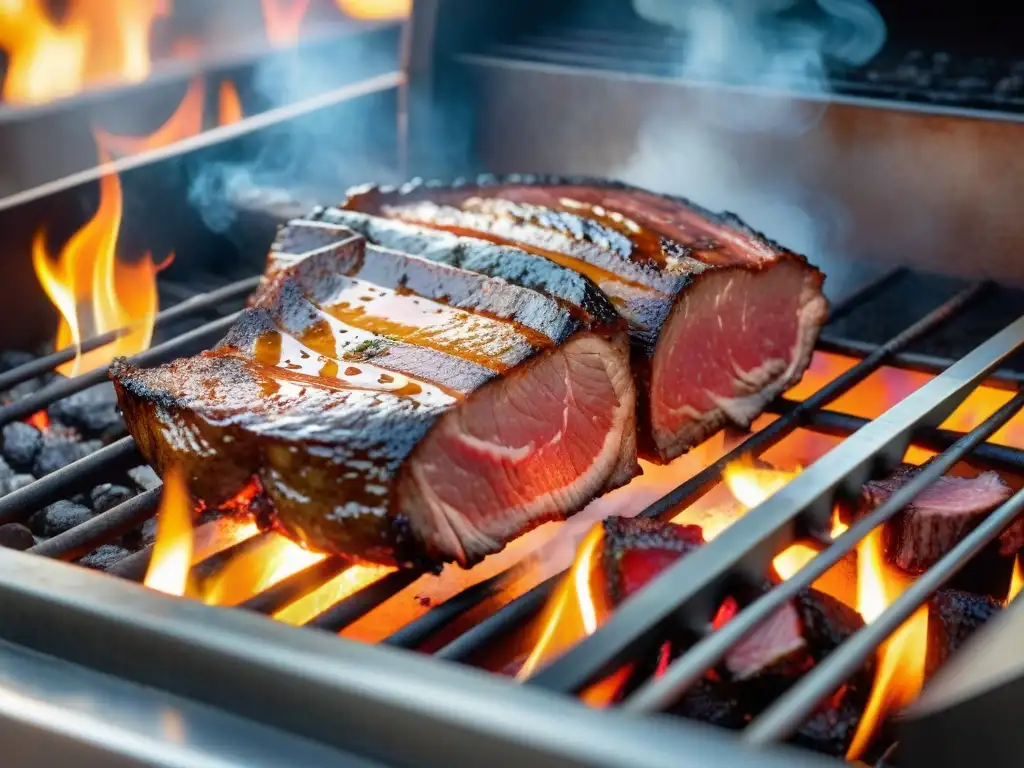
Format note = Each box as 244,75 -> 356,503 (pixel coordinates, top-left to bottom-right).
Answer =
32,157 -> 170,376
218,81 -> 244,125
143,466 -> 195,596
517,526 -> 604,681
846,527 -> 928,761
261,0 -> 311,47
24,410 -> 49,431
0,0 -> 170,105
94,78 -> 204,156
1008,555 -> 1024,605
336,0 -> 412,20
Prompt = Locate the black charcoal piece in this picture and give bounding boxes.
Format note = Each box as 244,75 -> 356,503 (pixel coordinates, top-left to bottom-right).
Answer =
0,350 -> 36,372
1,422 -> 42,472
33,438 -> 101,476
90,483 -> 134,514
128,465 -> 161,491
0,456 -> 14,479
123,517 -> 157,550
77,544 -> 130,570
0,523 -> 34,551
47,383 -> 122,438
28,500 -> 93,537
0,473 -> 35,497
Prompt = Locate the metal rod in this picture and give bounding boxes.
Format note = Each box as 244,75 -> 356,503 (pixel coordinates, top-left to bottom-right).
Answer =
28,487 -> 161,561
0,436 -> 141,525
303,570 -> 419,632
824,267 -> 905,324
528,316 -> 1024,694
745,483 -> 1024,744
0,312 -> 239,428
239,558 -> 350,615
0,277 -> 258,393
623,390 -> 1024,713
768,398 -> 1024,473
406,283 -> 988,661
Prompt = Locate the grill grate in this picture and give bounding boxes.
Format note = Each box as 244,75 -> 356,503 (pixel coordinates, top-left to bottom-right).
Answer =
3,260 -> 1024,762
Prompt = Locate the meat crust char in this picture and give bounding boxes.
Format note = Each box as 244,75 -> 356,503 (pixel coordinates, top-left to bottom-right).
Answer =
341,174 -> 828,462
112,224 -> 638,570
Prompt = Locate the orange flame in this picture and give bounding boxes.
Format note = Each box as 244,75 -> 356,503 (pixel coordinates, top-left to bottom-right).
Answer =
1008,555 -> 1024,605
517,525 -> 603,681
24,410 -> 49,431
143,466 -> 196,596
94,78 -> 204,156
218,81 -> 244,125
846,527 -> 928,760
0,0 -> 170,105
32,156 -> 169,376
261,0 -> 310,47
273,564 -> 393,625
335,0 -> 412,20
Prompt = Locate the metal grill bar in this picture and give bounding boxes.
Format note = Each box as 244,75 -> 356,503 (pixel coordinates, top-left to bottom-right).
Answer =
0,312 -> 240,428
303,570 -> 420,631
820,267 -> 905,325
0,276 -> 258,393
527,315 -> 1024,694
239,558 -> 351,615
625,390 -> 1024,714
745,482 -> 1024,744
383,283 -> 985,656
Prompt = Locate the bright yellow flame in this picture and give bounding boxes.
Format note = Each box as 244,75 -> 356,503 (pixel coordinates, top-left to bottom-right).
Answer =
336,0 -> 411,20
202,535 -> 325,607
273,565 -> 392,625
0,0 -> 170,105
94,77 -> 204,156
32,159 -> 167,376
723,456 -> 801,509
1008,555 -> 1024,605
261,0 -> 310,47
846,527 -> 928,761
143,467 -> 195,596
517,526 -> 603,681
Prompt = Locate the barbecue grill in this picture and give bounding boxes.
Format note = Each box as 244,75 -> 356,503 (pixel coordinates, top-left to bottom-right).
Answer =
1,1 -> 1024,766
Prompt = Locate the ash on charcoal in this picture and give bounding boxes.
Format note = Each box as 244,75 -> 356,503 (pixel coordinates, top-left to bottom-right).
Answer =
0,456 -> 13,479
1,422 -> 41,472
47,383 -> 123,439
0,523 -> 34,550
90,483 -> 135,514
28,500 -> 93,537
33,437 -> 102,477
0,473 -> 35,497
77,544 -> 130,570
128,465 -> 161,491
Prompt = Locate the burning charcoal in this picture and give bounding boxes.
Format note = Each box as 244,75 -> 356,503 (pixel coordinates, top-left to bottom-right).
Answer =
90,483 -> 134,514
0,523 -> 34,551
28,500 -> 93,537
46,383 -> 122,439
925,588 -> 1002,678
128,465 -> 161,492
77,544 -> 130,570
1,422 -> 42,473
859,465 -> 1012,574
0,473 -> 35,497
33,437 -> 102,477
0,350 -> 36,372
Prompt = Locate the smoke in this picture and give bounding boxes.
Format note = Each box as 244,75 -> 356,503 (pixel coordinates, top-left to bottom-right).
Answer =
617,0 -> 886,291
186,28 -> 401,238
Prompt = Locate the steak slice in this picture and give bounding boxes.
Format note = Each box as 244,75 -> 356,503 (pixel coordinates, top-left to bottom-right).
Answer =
342,175 -> 828,462
112,227 -> 638,569
859,464 -> 1013,573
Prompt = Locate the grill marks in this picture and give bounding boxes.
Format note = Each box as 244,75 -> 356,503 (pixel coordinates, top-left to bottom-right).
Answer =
343,175 -> 828,462
112,221 -> 638,569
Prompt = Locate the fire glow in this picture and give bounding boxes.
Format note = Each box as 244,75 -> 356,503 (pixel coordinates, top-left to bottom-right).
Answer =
32,154 -> 170,376
0,0 -> 170,105
143,473 -> 392,624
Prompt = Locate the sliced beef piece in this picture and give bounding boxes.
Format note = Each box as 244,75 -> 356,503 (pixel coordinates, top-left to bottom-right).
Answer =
925,588 -> 1002,678
342,175 -> 828,463
859,464 -> 1012,573
112,228 -> 637,569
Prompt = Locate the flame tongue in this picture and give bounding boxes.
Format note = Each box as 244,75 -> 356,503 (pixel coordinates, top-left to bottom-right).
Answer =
144,467 -> 195,596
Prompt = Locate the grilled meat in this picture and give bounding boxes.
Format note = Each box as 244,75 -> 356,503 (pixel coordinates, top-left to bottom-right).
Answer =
342,175 -> 828,462
112,225 -> 638,569
925,588 -> 1002,678
859,464 -> 1012,573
